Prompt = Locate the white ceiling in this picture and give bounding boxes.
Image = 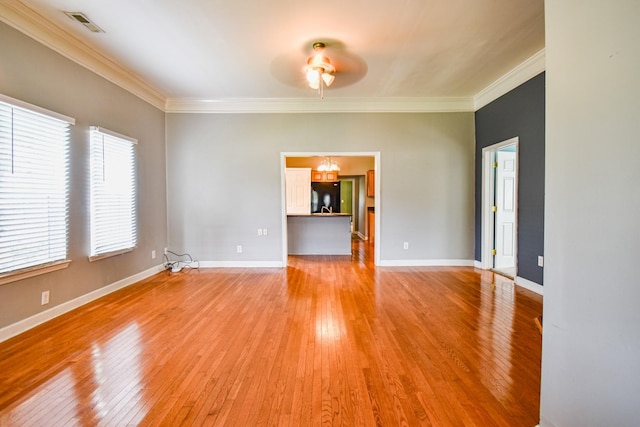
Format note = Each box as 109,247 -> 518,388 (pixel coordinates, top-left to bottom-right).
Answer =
0,0 -> 545,112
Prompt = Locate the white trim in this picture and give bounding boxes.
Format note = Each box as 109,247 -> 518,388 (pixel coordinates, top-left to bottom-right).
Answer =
481,137 -> 519,270
198,261 -> 284,268
280,153 -> 289,266
515,276 -> 544,295
374,155 -> 381,266
474,49 -> 546,110
378,259 -> 475,267
90,126 -> 138,144
165,97 -> 474,114
0,93 -> 75,124
0,260 -> 71,286
0,1 -> 166,110
88,247 -> 134,262
474,260 -> 483,269
481,147 -> 496,270
0,264 -> 166,343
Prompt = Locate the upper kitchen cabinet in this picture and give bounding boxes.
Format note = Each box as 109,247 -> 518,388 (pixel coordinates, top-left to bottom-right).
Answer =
367,170 -> 375,197
311,170 -> 339,182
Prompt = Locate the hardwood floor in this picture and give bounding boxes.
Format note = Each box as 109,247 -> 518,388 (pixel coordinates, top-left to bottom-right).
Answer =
0,240 -> 543,426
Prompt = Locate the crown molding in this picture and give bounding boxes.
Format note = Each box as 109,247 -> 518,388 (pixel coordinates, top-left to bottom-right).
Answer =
165,97 -> 474,113
0,0 -> 166,110
473,49 -> 546,110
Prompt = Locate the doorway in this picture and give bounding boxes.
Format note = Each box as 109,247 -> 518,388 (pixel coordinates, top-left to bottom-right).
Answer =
280,152 -> 380,266
339,179 -> 354,233
340,180 -> 353,215
481,138 -> 519,278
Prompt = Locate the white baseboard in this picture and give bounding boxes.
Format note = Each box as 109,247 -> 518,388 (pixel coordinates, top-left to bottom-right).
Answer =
198,261 -> 284,268
0,264 -> 165,343
378,259 -> 475,267
515,276 -> 544,295
474,260 -> 483,269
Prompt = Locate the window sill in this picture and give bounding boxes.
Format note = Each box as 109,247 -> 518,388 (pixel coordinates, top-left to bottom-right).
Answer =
0,260 -> 71,286
88,247 -> 134,262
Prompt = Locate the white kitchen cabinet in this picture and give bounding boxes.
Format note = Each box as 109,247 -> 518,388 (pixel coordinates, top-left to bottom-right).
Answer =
285,168 -> 311,215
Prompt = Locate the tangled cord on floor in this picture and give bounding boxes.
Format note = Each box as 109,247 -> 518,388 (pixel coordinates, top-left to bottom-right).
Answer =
163,250 -> 199,272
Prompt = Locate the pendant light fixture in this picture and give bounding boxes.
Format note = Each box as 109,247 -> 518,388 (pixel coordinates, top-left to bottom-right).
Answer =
304,42 -> 335,98
317,156 -> 340,172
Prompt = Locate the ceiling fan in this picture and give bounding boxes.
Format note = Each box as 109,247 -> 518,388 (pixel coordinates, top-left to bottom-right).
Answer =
270,39 -> 368,97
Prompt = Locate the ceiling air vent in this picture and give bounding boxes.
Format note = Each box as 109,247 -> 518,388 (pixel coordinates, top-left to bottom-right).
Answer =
64,11 -> 104,33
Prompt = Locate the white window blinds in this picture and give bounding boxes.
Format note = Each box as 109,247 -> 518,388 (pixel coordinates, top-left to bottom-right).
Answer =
0,95 -> 73,275
89,126 -> 137,259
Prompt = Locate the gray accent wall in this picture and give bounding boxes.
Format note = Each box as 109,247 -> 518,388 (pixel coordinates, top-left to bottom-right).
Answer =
0,22 -> 167,329
541,1 -> 640,426
166,113 -> 475,264
475,73 -> 545,284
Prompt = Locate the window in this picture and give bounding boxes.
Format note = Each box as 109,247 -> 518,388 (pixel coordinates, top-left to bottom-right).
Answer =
89,126 -> 137,260
0,94 -> 73,283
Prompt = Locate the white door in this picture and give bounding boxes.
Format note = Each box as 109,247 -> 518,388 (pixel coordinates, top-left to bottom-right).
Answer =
285,168 -> 311,214
494,150 -> 516,269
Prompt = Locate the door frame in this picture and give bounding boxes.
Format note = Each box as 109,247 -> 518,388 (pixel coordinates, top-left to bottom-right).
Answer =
480,137 -> 519,271
280,152 -> 381,266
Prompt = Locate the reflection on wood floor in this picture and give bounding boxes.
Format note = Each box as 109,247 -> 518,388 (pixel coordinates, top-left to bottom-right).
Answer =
0,240 -> 543,426
492,266 -> 516,279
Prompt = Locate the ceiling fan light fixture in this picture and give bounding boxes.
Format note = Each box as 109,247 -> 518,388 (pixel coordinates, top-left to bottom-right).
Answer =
304,42 -> 335,97
306,68 -> 321,85
308,78 -> 320,90
322,72 -> 335,86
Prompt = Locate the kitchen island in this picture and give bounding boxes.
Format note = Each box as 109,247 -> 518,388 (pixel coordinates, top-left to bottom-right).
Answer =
287,213 -> 352,255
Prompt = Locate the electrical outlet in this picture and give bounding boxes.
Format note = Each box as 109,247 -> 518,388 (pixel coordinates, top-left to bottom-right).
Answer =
151,250 -> 156,259
263,228 -> 268,236
237,245 -> 243,253
403,242 -> 409,250
164,247 -> 168,255
538,256 -> 544,267
41,290 -> 50,305
257,228 -> 263,236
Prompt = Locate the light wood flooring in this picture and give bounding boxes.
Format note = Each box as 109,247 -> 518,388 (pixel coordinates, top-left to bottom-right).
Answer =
0,240 -> 543,426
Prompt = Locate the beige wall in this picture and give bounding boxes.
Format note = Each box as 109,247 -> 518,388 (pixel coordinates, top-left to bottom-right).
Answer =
166,112 -> 475,264
0,22 -> 167,331
541,1 -> 640,425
